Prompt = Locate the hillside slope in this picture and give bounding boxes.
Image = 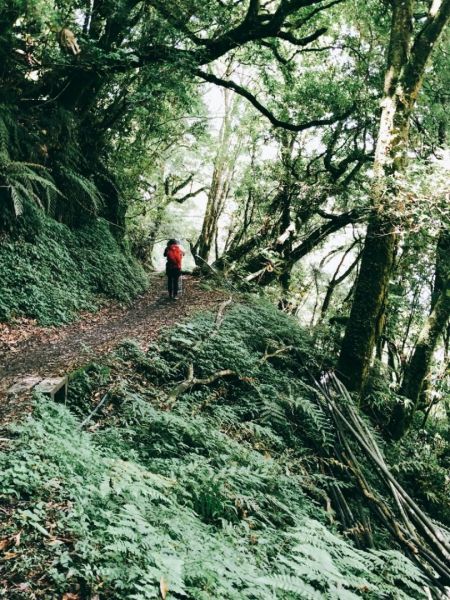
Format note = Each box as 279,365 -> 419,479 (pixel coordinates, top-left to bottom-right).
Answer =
0,208 -> 147,326
1,300 -> 441,599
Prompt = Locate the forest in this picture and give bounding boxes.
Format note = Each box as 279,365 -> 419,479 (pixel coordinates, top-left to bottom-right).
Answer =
0,0 -> 449,598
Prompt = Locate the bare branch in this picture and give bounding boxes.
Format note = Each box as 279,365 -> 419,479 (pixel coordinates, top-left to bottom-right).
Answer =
171,173 -> 194,195
259,344 -> 293,362
168,364 -> 238,403
277,26 -> 327,45
173,186 -> 208,203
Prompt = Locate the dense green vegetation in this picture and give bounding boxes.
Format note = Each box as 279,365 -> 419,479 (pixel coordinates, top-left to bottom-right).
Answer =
0,207 -> 147,324
2,301 -> 446,599
1,0 -> 449,597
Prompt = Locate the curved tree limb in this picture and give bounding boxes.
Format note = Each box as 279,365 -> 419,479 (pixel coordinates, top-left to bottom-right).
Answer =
248,208 -> 363,286
168,364 -> 238,403
196,69 -> 354,132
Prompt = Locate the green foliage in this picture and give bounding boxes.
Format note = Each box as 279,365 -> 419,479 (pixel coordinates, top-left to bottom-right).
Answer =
388,424 -> 450,527
0,207 -> 147,324
0,301 -> 430,598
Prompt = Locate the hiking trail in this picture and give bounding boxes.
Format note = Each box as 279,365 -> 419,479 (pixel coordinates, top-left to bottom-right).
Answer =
0,274 -> 227,430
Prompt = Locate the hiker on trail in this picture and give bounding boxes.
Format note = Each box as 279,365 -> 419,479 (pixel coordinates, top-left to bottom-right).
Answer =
164,239 -> 185,300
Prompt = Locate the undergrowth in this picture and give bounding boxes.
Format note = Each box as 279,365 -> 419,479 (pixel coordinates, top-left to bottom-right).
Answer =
0,206 -> 147,325
0,302 -> 437,598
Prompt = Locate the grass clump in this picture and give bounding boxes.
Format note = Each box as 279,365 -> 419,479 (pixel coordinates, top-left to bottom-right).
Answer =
0,208 -> 147,325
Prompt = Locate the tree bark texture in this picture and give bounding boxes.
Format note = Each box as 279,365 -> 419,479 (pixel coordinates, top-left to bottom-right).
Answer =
399,229 -> 450,414
338,216 -> 397,391
401,278 -> 450,402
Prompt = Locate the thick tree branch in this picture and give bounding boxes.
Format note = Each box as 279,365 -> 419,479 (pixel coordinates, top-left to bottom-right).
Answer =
277,26 -> 327,45
196,69 -> 353,131
244,209 -> 363,286
170,174 -> 194,195
246,0 -> 262,22
173,186 -> 208,203
288,209 -> 362,266
189,0 -> 331,63
404,0 -> 450,99
144,0 -> 330,67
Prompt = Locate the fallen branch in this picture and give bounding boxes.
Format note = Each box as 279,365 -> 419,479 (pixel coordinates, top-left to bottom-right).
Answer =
80,393 -> 109,429
213,297 -> 233,335
245,262 -> 277,282
316,373 -> 450,590
168,364 -> 237,403
259,345 -> 293,363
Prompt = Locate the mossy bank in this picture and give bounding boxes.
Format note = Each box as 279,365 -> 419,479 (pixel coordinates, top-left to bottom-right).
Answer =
0,207 -> 147,325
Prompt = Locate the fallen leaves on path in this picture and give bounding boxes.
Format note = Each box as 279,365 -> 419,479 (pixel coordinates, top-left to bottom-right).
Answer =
0,274 -> 227,431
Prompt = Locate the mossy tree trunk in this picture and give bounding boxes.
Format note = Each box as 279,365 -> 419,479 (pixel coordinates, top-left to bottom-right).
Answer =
337,0 -> 450,393
401,277 -> 450,401
391,229 -> 450,435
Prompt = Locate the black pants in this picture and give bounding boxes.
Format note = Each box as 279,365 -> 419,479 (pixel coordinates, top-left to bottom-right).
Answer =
167,268 -> 181,297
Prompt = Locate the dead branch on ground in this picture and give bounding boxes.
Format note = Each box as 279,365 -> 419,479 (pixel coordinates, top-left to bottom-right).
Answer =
167,363 -> 237,404
316,372 -> 450,592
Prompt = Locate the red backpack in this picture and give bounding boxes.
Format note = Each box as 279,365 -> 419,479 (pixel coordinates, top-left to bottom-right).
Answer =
166,244 -> 183,269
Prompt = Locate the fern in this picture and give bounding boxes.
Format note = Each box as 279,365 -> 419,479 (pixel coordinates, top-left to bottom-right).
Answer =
2,160 -> 62,216
59,165 -> 104,214
254,574 -> 323,599
0,302 -> 436,599
9,184 -> 24,216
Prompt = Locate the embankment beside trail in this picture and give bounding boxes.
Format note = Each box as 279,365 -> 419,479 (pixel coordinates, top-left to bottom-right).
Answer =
0,300 -> 433,599
0,207 -> 147,326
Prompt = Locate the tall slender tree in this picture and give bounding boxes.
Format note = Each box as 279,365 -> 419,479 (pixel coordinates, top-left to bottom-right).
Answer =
193,84 -> 242,263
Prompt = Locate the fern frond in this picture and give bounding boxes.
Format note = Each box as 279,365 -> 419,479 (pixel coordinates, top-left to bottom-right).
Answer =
9,185 -> 23,216
255,574 -> 323,599
12,181 -> 45,210
60,166 -> 103,212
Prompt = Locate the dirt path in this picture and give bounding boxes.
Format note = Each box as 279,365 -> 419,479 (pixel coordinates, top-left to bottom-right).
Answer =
0,274 -> 226,429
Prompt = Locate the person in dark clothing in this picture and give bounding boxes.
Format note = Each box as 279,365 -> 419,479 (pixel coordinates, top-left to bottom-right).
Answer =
164,239 -> 185,299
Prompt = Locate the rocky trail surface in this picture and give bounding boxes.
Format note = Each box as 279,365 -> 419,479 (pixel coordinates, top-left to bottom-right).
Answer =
0,274 -> 227,432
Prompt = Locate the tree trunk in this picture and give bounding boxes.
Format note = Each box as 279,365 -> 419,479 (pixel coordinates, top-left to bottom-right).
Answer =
337,0 -> 450,393
401,277 -> 450,403
338,215 -> 397,391
194,86 -> 238,263
389,229 -> 450,436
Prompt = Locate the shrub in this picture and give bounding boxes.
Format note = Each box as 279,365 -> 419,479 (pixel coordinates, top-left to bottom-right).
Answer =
0,301 -> 431,598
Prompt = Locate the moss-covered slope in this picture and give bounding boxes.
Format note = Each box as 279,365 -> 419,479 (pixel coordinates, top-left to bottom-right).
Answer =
0,208 -> 147,325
